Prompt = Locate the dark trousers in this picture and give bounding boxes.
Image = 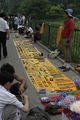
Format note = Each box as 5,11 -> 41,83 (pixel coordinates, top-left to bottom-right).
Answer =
0,32 -> 7,58
34,32 -> 41,42
13,24 -> 18,30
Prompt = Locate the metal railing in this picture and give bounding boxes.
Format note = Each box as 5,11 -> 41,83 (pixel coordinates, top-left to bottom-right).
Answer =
72,28 -> 80,62
32,21 -> 80,63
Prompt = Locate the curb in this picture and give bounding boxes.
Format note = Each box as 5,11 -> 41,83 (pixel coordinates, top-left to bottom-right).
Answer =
37,41 -> 78,74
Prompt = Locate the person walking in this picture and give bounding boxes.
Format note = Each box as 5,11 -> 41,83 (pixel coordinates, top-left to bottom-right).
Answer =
59,9 -> 74,72
0,12 -> 10,60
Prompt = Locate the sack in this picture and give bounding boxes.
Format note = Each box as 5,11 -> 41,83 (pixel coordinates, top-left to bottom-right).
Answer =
26,107 -> 51,120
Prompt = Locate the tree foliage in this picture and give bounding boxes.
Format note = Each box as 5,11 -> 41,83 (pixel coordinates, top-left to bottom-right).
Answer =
30,0 -> 49,18
0,0 -> 80,17
18,0 -> 49,19
18,0 -> 63,18
47,5 -> 63,16
17,0 -> 32,15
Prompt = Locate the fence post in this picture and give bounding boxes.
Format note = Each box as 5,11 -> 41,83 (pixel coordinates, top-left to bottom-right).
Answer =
48,25 -> 50,47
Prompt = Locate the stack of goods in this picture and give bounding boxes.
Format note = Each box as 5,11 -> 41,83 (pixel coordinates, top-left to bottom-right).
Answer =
14,39 -> 32,47
70,101 -> 80,114
57,95 -> 76,108
63,102 -> 80,120
14,38 -> 76,94
76,90 -> 80,100
73,76 -> 80,90
22,58 -> 76,94
60,91 -> 80,120
17,47 -> 40,59
14,38 -> 78,116
63,109 -> 80,120
40,96 -> 62,115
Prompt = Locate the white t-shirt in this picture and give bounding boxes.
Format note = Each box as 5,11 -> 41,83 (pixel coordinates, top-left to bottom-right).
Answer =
0,85 -> 23,120
14,17 -> 19,25
0,17 -> 9,32
22,16 -> 26,25
28,27 -> 33,33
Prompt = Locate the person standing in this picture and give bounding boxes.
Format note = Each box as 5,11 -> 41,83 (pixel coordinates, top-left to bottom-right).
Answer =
13,15 -> 19,30
59,9 -> 74,72
21,13 -> 26,26
0,12 -> 10,60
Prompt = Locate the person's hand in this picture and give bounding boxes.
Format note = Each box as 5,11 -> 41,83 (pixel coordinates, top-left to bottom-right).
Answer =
21,95 -> 28,102
19,85 -> 25,94
23,95 -> 28,99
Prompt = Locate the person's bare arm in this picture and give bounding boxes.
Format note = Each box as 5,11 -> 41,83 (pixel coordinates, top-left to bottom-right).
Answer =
67,31 -> 73,44
21,95 -> 29,112
14,73 -> 27,93
69,31 -> 73,40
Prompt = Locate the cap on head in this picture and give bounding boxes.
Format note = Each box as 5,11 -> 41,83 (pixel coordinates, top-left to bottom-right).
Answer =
64,9 -> 73,17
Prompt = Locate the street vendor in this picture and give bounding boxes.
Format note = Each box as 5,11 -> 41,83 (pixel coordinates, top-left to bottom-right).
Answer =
24,25 -> 33,38
59,9 -> 74,72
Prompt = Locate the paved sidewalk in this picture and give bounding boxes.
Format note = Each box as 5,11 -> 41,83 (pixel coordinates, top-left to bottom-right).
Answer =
0,33 -> 78,120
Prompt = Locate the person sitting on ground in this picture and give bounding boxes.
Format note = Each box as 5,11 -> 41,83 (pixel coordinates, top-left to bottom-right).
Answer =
74,64 -> 80,73
10,82 -> 22,100
2,82 -> 25,120
24,25 -> 33,38
0,63 -> 27,94
34,25 -> 41,42
0,71 -> 29,120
